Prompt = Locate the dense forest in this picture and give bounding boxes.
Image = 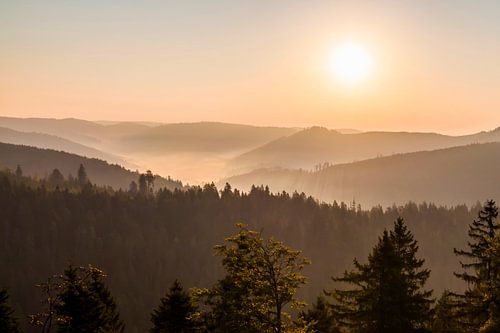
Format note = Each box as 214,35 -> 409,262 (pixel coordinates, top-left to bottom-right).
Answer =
1,167 -> 498,332
225,142 -> 500,207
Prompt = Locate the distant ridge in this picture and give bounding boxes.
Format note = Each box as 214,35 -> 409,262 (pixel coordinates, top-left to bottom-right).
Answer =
228,126 -> 500,174
224,142 -> 500,207
0,142 -> 182,190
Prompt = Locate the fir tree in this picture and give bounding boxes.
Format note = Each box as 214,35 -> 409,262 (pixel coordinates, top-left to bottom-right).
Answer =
329,218 -> 432,333
299,295 -> 339,333
150,280 -> 199,333
15,165 -> 22,178
432,291 -> 461,333
48,168 -> 64,187
0,289 -> 20,333
77,164 -> 89,186
453,200 -> 499,330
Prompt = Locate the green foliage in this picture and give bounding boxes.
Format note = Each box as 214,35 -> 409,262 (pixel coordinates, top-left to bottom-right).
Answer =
453,200 -> 499,331
0,289 -> 20,333
150,280 -> 199,333
195,224 -> 310,333
329,218 -> 433,333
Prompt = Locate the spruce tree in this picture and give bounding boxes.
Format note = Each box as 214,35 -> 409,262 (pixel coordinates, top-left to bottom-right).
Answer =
150,280 -> 199,333
0,289 -> 20,333
77,164 -> 89,187
15,165 -> 22,178
453,200 -> 499,330
299,295 -> 339,333
329,218 -> 432,333
432,291 -> 461,333
41,265 -> 124,333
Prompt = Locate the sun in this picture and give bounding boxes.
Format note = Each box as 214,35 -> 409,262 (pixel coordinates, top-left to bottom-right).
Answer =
330,42 -> 373,85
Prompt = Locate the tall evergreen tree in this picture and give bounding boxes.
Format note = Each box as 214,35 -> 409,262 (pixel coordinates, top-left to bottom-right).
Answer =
150,280 -> 199,333
48,168 -> 64,187
15,164 -> 22,178
0,289 -> 20,333
453,200 -> 499,330
77,163 -> 89,186
329,218 -> 432,333
34,265 -> 124,333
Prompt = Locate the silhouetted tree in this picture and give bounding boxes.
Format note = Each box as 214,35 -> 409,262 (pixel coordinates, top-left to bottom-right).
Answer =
329,218 -> 432,333
77,164 -> 88,186
15,165 -> 22,178
432,291 -> 461,333
129,180 -> 138,194
299,295 -> 339,333
48,168 -> 64,187
32,265 -> 124,333
0,289 -> 20,333
150,280 -> 199,333
139,174 -> 148,195
453,200 -> 499,330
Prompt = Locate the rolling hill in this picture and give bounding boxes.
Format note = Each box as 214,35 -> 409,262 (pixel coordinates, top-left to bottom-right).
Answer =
0,142 -> 182,190
0,127 -> 130,166
224,142 -> 500,207
228,126 -> 500,174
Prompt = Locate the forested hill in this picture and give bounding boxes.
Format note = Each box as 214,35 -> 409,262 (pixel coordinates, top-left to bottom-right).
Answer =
0,142 -> 182,190
0,126 -> 129,166
228,126 -> 500,173
0,170 -> 482,332
225,142 -> 500,207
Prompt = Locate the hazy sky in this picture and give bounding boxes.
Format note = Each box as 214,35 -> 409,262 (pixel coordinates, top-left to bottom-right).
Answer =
1,0 -> 499,134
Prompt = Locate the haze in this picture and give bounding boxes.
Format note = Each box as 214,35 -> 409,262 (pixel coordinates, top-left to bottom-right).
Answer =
2,0 -> 500,135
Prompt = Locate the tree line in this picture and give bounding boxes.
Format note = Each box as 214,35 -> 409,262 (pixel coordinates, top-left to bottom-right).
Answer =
0,167 -> 492,332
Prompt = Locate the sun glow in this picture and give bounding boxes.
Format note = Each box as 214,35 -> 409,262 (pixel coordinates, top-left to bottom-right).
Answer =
331,42 -> 374,85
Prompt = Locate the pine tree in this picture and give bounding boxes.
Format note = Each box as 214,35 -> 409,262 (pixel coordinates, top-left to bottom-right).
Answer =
37,265 -> 125,333
453,200 -> 499,330
48,168 -> 64,187
88,267 -> 125,333
299,295 -> 339,333
432,291 -> 461,333
329,218 -> 432,333
150,280 -> 199,333
0,289 -> 20,333
15,165 -> 22,178
77,164 -> 89,186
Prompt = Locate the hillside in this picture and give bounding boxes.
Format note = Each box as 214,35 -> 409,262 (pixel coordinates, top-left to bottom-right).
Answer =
224,143 -> 500,207
0,127 -> 130,166
0,142 -> 182,190
228,126 -> 500,174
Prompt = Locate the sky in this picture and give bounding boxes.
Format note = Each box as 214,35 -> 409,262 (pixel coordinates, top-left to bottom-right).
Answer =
1,0 -> 499,135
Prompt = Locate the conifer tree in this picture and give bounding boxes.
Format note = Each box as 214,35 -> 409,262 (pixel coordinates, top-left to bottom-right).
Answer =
299,295 -> 339,333
0,289 -> 20,333
329,218 -> 432,333
15,165 -> 22,178
33,265 -> 124,333
77,164 -> 89,186
453,200 -> 499,330
432,291 -> 461,333
48,168 -> 64,187
150,280 -> 199,333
